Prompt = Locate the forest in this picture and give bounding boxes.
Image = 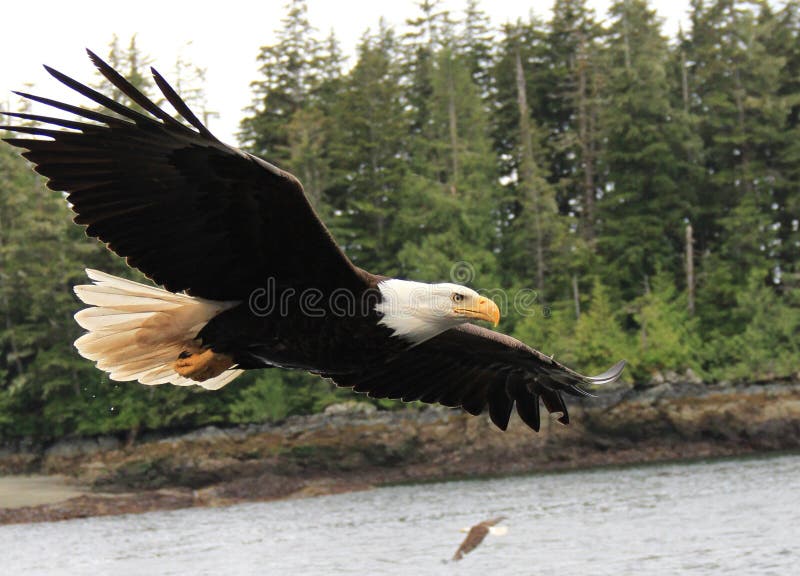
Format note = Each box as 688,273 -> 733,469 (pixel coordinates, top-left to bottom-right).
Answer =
0,0 -> 798,443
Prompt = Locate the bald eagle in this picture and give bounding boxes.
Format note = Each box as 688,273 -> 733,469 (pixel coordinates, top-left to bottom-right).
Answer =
0,51 -> 625,432
453,516 -> 508,561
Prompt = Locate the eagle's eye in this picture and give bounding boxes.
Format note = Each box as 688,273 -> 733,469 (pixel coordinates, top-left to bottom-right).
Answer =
452,293 -> 465,303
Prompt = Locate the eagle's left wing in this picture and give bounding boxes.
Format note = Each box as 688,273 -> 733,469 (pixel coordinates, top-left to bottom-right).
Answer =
1,50 -> 368,301
328,323 -> 625,431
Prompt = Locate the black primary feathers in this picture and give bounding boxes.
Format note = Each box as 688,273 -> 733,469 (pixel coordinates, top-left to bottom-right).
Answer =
2,49 -> 366,301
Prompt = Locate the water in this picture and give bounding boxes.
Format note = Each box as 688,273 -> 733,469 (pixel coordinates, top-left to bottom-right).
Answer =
2,453 -> 798,575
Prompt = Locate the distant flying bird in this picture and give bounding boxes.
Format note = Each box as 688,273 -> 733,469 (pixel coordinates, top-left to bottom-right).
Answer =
0,51 -> 625,431
452,516 -> 508,561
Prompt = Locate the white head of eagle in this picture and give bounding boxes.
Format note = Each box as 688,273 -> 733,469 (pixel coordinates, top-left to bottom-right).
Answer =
375,279 -> 500,345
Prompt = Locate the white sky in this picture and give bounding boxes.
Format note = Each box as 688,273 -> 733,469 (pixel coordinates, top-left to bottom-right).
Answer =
0,0 -> 690,145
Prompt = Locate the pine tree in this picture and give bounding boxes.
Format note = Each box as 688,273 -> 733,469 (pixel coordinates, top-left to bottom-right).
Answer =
460,0 -> 494,96
325,25 -> 409,275
239,0 -> 323,166
633,272 -> 700,377
759,1 -> 800,288
566,277 -> 631,377
492,23 -> 569,302
597,0 -> 698,300
396,44 -> 500,287
546,0 -> 604,243
685,0 -> 791,331
0,141 -> 97,437
172,42 -> 210,126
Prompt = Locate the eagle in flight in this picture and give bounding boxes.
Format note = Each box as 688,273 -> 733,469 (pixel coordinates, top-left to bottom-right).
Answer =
452,516 -> 508,561
0,50 -> 624,431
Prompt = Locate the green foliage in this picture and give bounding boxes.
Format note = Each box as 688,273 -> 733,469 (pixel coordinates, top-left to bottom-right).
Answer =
227,370 -> 351,424
512,299 -> 576,359
703,271 -> 800,381
568,278 -> 632,376
633,272 -> 700,378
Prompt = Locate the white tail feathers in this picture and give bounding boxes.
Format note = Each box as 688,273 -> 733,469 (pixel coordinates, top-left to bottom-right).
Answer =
73,269 -> 243,390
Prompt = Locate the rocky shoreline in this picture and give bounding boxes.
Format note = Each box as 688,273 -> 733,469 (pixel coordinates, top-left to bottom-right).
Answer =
2,376 -> 799,525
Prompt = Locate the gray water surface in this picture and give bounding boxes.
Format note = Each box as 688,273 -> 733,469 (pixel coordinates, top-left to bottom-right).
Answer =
2,453 -> 798,575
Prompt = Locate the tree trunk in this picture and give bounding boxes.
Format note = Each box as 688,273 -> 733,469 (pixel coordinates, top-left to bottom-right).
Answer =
576,34 -> 596,245
447,56 -> 459,196
515,47 -> 545,293
572,274 -> 581,320
680,48 -> 689,113
686,222 -> 695,316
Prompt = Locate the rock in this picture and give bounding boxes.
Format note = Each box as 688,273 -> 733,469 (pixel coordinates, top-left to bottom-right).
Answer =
684,368 -> 703,386
96,436 -> 121,452
178,426 -> 229,442
640,371 -> 664,389
45,436 -> 120,458
638,382 -> 675,402
323,401 -> 377,416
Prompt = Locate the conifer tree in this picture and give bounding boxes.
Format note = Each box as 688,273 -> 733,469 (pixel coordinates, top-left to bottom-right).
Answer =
546,0 -> 604,243
633,272 -> 699,376
567,277 -> 631,376
685,0 -> 790,331
240,0 -> 322,166
597,0 -> 698,299
492,23 -> 569,302
326,25 -> 408,275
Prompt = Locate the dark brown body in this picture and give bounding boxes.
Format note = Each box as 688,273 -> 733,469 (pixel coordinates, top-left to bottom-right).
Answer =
198,280 -> 407,374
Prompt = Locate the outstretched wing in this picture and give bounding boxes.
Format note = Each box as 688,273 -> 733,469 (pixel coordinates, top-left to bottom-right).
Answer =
329,324 -> 625,432
1,50 -> 366,300
453,524 -> 491,561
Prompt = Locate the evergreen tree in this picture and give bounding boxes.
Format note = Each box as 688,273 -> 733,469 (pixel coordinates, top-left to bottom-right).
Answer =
721,270 -> 800,380
546,0 -> 604,243
460,0 -> 494,96
633,272 -> 700,378
493,23 -> 569,302
325,25 -> 408,275
759,1 -> 800,287
565,277 -> 631,377
172,42 -> 210,125
597,0 -> 698,300
686,0 -> 791,332
239,0 -> 323,166
397,44 -> 500,287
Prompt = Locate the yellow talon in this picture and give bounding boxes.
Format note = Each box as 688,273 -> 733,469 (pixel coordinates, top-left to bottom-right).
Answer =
175,347 -> 234,382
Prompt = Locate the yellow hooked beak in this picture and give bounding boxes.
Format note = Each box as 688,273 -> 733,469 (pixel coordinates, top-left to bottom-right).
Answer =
454,296 -> 501,326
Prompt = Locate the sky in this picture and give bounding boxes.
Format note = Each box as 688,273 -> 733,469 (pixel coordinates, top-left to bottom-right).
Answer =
0,0 -> 690,145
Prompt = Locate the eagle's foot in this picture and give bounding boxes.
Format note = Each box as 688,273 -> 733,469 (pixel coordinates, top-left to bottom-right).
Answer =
175,346 -> 234,381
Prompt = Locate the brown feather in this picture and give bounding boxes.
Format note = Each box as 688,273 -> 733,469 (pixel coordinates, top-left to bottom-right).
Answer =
452,516 -> 506,561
